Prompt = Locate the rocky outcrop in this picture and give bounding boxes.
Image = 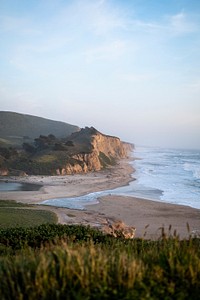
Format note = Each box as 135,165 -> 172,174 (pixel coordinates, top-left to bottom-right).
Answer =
0,168 -> 9,176
91,132 -> 126,158
0,126 -> 134,176
0,168 -> 27,176
56,163 -> 84,175
72,151 -> 102,172
55,127 -> 133,175
103,219 -> 136,239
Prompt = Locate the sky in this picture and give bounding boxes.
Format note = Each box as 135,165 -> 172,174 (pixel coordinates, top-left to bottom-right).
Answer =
0,0 -> 200,149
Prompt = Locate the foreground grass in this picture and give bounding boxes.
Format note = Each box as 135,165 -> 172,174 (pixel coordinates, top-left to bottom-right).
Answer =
0,224 -> 200,299
0,200 -> 57,228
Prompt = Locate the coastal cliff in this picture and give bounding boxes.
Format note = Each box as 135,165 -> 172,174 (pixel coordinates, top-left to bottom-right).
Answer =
0,127 -> 133,176
50,127 -> 133,175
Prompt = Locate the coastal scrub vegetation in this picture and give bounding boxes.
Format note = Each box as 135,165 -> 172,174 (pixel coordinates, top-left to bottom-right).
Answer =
98,151 -> 116,167
0,223 -> 200,299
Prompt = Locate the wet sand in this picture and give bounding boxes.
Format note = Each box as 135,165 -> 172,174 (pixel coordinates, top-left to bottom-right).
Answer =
87,195 -> 200,239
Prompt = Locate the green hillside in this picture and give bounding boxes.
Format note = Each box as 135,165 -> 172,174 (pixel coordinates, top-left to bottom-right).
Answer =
0,126 -> 126,175
0,111 -> 80,146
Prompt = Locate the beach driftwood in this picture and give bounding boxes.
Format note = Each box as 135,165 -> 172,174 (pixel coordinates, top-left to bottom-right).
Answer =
103,219 -> 136,239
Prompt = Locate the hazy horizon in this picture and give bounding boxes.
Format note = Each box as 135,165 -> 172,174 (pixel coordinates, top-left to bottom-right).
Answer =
0,1 -> 200,150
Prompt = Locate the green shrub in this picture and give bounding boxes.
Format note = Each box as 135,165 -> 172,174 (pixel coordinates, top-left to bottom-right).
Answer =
99,152 -> 116,167
0,224 -> 200,299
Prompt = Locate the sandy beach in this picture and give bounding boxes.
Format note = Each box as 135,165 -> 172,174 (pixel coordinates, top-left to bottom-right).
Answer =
0,158 -> 199,239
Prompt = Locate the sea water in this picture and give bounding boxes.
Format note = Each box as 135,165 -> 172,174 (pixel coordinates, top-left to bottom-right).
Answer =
131,147 -> 200,209
41,147 -> 200,210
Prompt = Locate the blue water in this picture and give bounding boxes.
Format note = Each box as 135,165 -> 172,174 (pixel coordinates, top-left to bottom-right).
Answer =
41,147 -> 200,210
0,181 -> 42,191
132,147 -> 200,209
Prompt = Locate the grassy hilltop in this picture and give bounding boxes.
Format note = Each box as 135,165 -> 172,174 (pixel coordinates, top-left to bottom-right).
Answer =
0,111 -> 80,146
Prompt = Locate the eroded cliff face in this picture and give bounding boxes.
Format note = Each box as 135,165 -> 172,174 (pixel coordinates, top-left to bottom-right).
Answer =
91,132 -> 126,158
55,127 -> 133,175
55,152 -> 100,175
0,168 -> 9,176
0,127 -> 134,176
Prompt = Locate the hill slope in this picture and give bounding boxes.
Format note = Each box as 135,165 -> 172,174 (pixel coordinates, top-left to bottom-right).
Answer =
0,126 -> 133,176
0,111 -> 80,145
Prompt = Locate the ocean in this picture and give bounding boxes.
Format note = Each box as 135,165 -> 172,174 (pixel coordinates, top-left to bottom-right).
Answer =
41,146 -> 200,210
131,146 -> 200,209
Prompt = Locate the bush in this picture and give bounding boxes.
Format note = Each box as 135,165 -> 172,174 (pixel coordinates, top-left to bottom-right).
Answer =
0,224 -> 200,299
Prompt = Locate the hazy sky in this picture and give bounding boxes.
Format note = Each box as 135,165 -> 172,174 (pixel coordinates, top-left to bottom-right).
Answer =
0,0 -> 200,149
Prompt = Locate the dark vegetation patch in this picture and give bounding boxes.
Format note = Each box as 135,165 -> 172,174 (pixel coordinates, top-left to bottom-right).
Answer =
0,223 -> 199,299
0,200 -> 30,207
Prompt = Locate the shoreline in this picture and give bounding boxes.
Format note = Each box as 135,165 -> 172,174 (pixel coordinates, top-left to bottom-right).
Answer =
0,158 -> 134,203
87,195 -> 200,239
0,157 -> 199,239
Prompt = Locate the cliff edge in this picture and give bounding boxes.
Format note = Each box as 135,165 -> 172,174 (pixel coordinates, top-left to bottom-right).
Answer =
0,127 -> 133,176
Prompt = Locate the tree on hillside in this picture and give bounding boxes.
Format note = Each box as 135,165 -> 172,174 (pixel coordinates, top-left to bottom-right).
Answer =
0,147 -> 18,159
22,143 -> 36,154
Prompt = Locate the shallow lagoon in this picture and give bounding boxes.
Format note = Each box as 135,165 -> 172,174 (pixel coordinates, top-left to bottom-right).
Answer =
0,181 -> 42,192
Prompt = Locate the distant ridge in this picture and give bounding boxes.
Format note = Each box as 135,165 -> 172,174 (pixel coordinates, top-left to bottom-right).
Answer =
0,111 -> 80,141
